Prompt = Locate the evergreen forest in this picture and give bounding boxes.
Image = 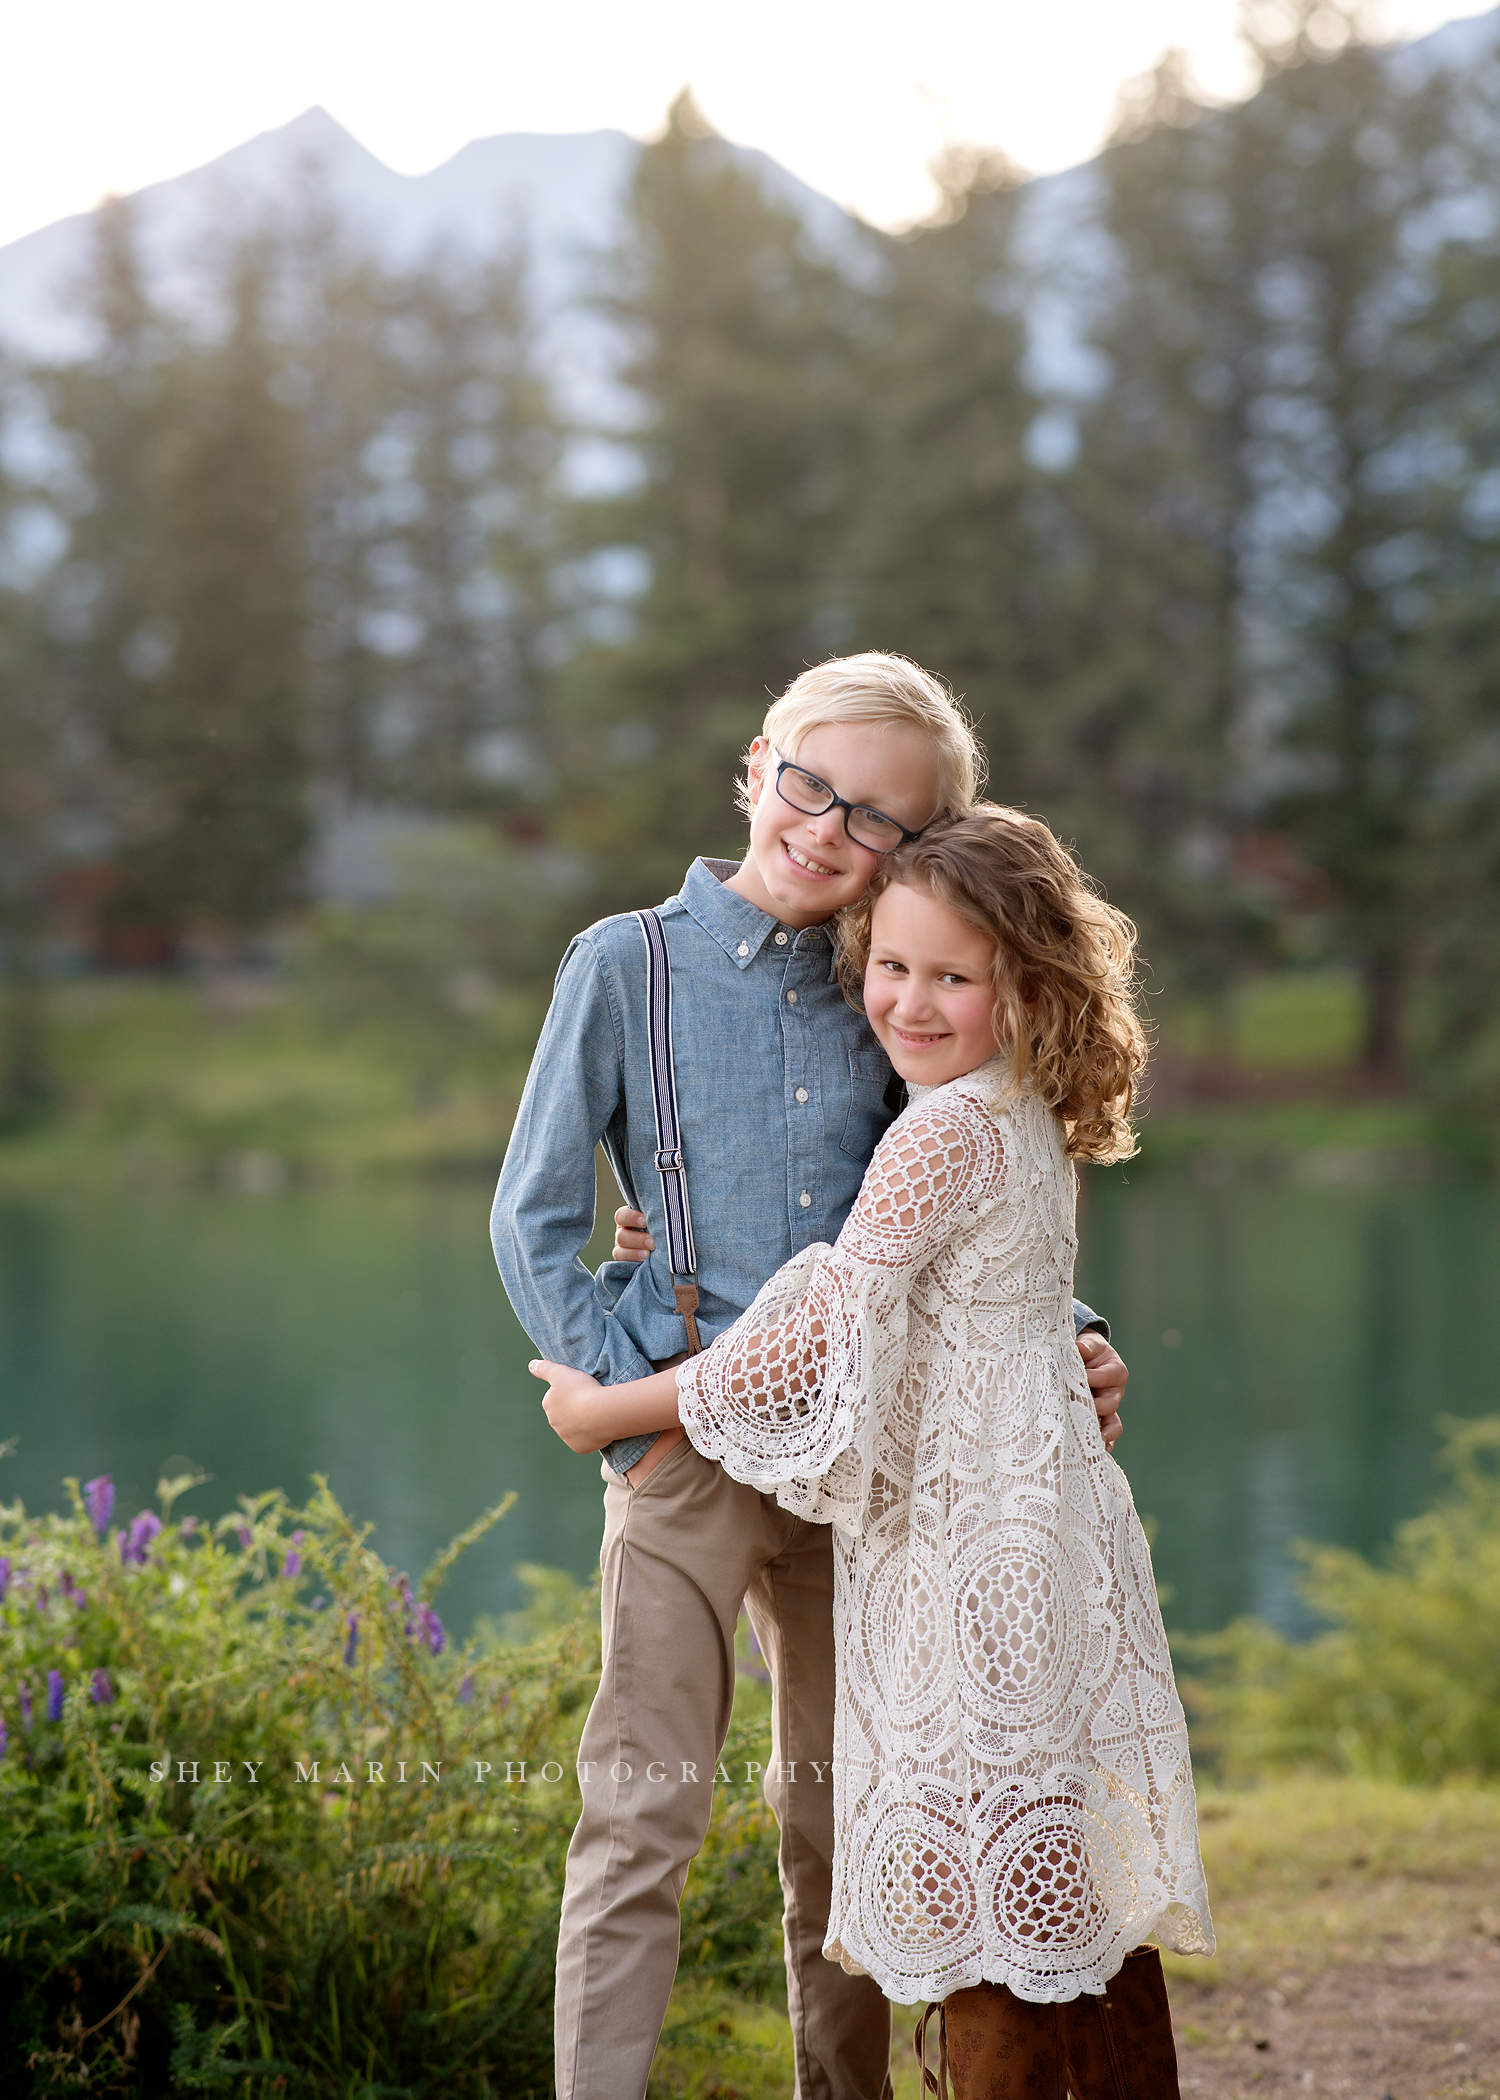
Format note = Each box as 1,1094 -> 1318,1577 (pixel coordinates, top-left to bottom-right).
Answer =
5,1 -> 1500,1141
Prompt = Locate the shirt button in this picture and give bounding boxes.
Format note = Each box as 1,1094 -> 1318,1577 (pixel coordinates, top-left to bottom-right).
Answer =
799,1190 -> 812,1208
795,1087 -> 809,1104
786,990 -> 798,1005
775,931 -> 788,945
737,941 -> 749,956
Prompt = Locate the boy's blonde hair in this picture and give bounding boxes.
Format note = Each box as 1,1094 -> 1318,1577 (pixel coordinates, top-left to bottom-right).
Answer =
739,653 -> 984,820
837,804 -> 1148,1164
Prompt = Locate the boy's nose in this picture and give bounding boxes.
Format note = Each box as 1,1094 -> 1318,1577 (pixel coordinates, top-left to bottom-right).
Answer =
804,809 -> 845,852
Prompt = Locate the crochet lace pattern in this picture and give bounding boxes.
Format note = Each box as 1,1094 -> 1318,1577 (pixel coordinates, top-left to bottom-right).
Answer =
677,1059 -> 1215,2004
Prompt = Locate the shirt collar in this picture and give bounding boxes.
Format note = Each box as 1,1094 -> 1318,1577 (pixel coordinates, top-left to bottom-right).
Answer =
679,857 -> 829,970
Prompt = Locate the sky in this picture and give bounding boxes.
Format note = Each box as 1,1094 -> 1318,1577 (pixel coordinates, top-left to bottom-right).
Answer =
2,0 -> 1493,250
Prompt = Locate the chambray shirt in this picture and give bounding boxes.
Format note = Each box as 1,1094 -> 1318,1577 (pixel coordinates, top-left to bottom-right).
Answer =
492,857 -> 1105,1476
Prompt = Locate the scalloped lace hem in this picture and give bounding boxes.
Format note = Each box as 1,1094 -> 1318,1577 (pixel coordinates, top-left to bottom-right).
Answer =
824,1895 -> 1215,2007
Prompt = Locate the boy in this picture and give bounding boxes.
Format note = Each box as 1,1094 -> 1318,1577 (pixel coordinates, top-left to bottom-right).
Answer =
492,653 -> 1128,2100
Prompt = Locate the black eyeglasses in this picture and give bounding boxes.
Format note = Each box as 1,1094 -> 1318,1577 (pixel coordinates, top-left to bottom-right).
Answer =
773,753 -> 925,855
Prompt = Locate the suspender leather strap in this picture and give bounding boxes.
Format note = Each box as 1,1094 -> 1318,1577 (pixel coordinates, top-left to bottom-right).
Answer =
635,908 -> 702,1357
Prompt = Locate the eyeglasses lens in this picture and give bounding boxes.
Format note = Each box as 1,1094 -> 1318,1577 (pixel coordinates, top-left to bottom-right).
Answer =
778,763 -> 904,853
779,766 -> 828,814
847,810 -> 903,852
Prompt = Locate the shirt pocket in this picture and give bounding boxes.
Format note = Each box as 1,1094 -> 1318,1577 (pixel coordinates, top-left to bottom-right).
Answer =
840,1049 -> 896,1161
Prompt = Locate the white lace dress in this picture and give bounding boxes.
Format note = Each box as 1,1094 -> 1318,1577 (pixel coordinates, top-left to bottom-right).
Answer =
677,1058 -> 1214,2005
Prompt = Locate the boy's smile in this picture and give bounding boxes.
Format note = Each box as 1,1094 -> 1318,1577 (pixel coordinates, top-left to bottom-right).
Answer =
726,722 -> 941,929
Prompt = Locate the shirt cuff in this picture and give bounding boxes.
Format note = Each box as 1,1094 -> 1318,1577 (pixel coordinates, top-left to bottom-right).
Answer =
1072,1297 -> 1110,1342
602,1430 -> 660,1477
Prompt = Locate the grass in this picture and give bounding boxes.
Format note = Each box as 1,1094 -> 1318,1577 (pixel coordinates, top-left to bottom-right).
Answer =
1163,969 -> 1366,1075
647,1986 -> 806,2099
0,976 -> 538,1190
646,1776 -> 1500,2100
2,968 -> 1490,1193
1172,1777 -> 1500,1994
1126,1092 -> 1449,1174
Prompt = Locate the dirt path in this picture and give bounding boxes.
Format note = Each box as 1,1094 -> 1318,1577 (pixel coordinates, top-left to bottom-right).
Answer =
1173,1945 -> 1500,2098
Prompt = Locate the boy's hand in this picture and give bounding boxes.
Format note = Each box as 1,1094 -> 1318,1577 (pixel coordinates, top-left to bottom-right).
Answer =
530,1359 -> 612,1453
612,1207 -> 654,1263
1078,1332 -> 1127,1452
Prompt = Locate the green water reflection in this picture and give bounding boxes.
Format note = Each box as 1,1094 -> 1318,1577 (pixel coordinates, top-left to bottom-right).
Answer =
1080,1176 -> 1499,1632
1,1181 -> 1494,1637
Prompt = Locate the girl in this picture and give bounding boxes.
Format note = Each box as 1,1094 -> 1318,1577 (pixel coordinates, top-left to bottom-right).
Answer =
533,805 -> 1213,2097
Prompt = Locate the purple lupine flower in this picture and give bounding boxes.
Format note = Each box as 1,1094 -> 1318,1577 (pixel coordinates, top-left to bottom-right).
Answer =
59,1572 -> 88,1610
122,1512 -> 161,1566
60,1571 -> 75,1598
0,1716 -> 7,1759
19,1681 -> 33,1730
343,1613 -> 359,1667
418,1605 -> 445,1657
179,1516 -> 197,1537
84,1476 -> 115,1541
90,1669 -> 114,1705
235,1523 -> 252,1551
457,1673 -> 474,1704
46,1670 -> 65,1722
310,1594 -> 327,1610
282,1530 -> 305,1579
0,1556 -> 10,1601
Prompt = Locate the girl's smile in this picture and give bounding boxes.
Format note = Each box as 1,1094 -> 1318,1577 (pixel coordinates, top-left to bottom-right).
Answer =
863,881 -> 1004,1088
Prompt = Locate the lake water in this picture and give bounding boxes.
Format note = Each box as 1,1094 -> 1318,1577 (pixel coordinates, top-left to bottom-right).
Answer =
2,1178 -> 1495,1638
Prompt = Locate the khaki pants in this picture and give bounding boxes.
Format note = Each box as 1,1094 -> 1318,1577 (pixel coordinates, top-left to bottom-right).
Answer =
553,1436 -> 893,2100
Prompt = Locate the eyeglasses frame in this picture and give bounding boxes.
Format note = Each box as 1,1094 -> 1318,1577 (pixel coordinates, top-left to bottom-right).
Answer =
771,750 -> 927,855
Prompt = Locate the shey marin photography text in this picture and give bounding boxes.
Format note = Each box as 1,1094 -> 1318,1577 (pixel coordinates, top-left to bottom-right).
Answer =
148,1754 -> 831,1787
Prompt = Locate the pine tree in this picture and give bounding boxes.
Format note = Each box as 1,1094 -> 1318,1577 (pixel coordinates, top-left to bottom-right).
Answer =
560,92 -> 858,907
1039,54 -> 1263,1001
372,249 -> 562,808
1229,8 -> 1458,1072
1393,56 -> 1500,1110
1051,9 -> 1483,1062
42,197 -> 178,960
286,201 -> 562,812
0,355 -> 62,1121
113,237 -> 309,939
280,204 -> 395,806
840,154 -> 1042,797
846,123 -> 1256,997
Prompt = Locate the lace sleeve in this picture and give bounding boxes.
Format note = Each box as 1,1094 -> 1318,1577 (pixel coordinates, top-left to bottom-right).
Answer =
677,1088 -> 1004,1513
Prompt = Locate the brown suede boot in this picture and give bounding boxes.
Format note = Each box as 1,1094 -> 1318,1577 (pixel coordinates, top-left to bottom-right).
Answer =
915,1983 -> 1067,2098
1062,1946 -> 1182,2100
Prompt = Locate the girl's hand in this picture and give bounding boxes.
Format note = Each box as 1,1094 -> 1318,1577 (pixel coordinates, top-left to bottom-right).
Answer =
530,1360 -> 612,1453
612,1207 -> 654,1264
1077,1332 -> 1127,1452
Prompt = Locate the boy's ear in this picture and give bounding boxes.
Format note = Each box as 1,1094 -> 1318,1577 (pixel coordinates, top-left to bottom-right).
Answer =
744,736 -> 771,807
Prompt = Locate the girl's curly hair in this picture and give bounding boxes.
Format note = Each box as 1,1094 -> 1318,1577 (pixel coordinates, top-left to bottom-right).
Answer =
836,803 -> 1147,1164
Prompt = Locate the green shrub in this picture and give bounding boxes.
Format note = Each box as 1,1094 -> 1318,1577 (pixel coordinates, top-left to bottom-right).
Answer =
1180,1414 -> 1500,1783
0,1472 -> 786,2095
0,1473 -> 594,2095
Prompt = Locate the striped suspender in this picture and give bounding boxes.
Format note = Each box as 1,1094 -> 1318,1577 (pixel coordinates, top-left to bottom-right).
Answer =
635,909 -> 703,1356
